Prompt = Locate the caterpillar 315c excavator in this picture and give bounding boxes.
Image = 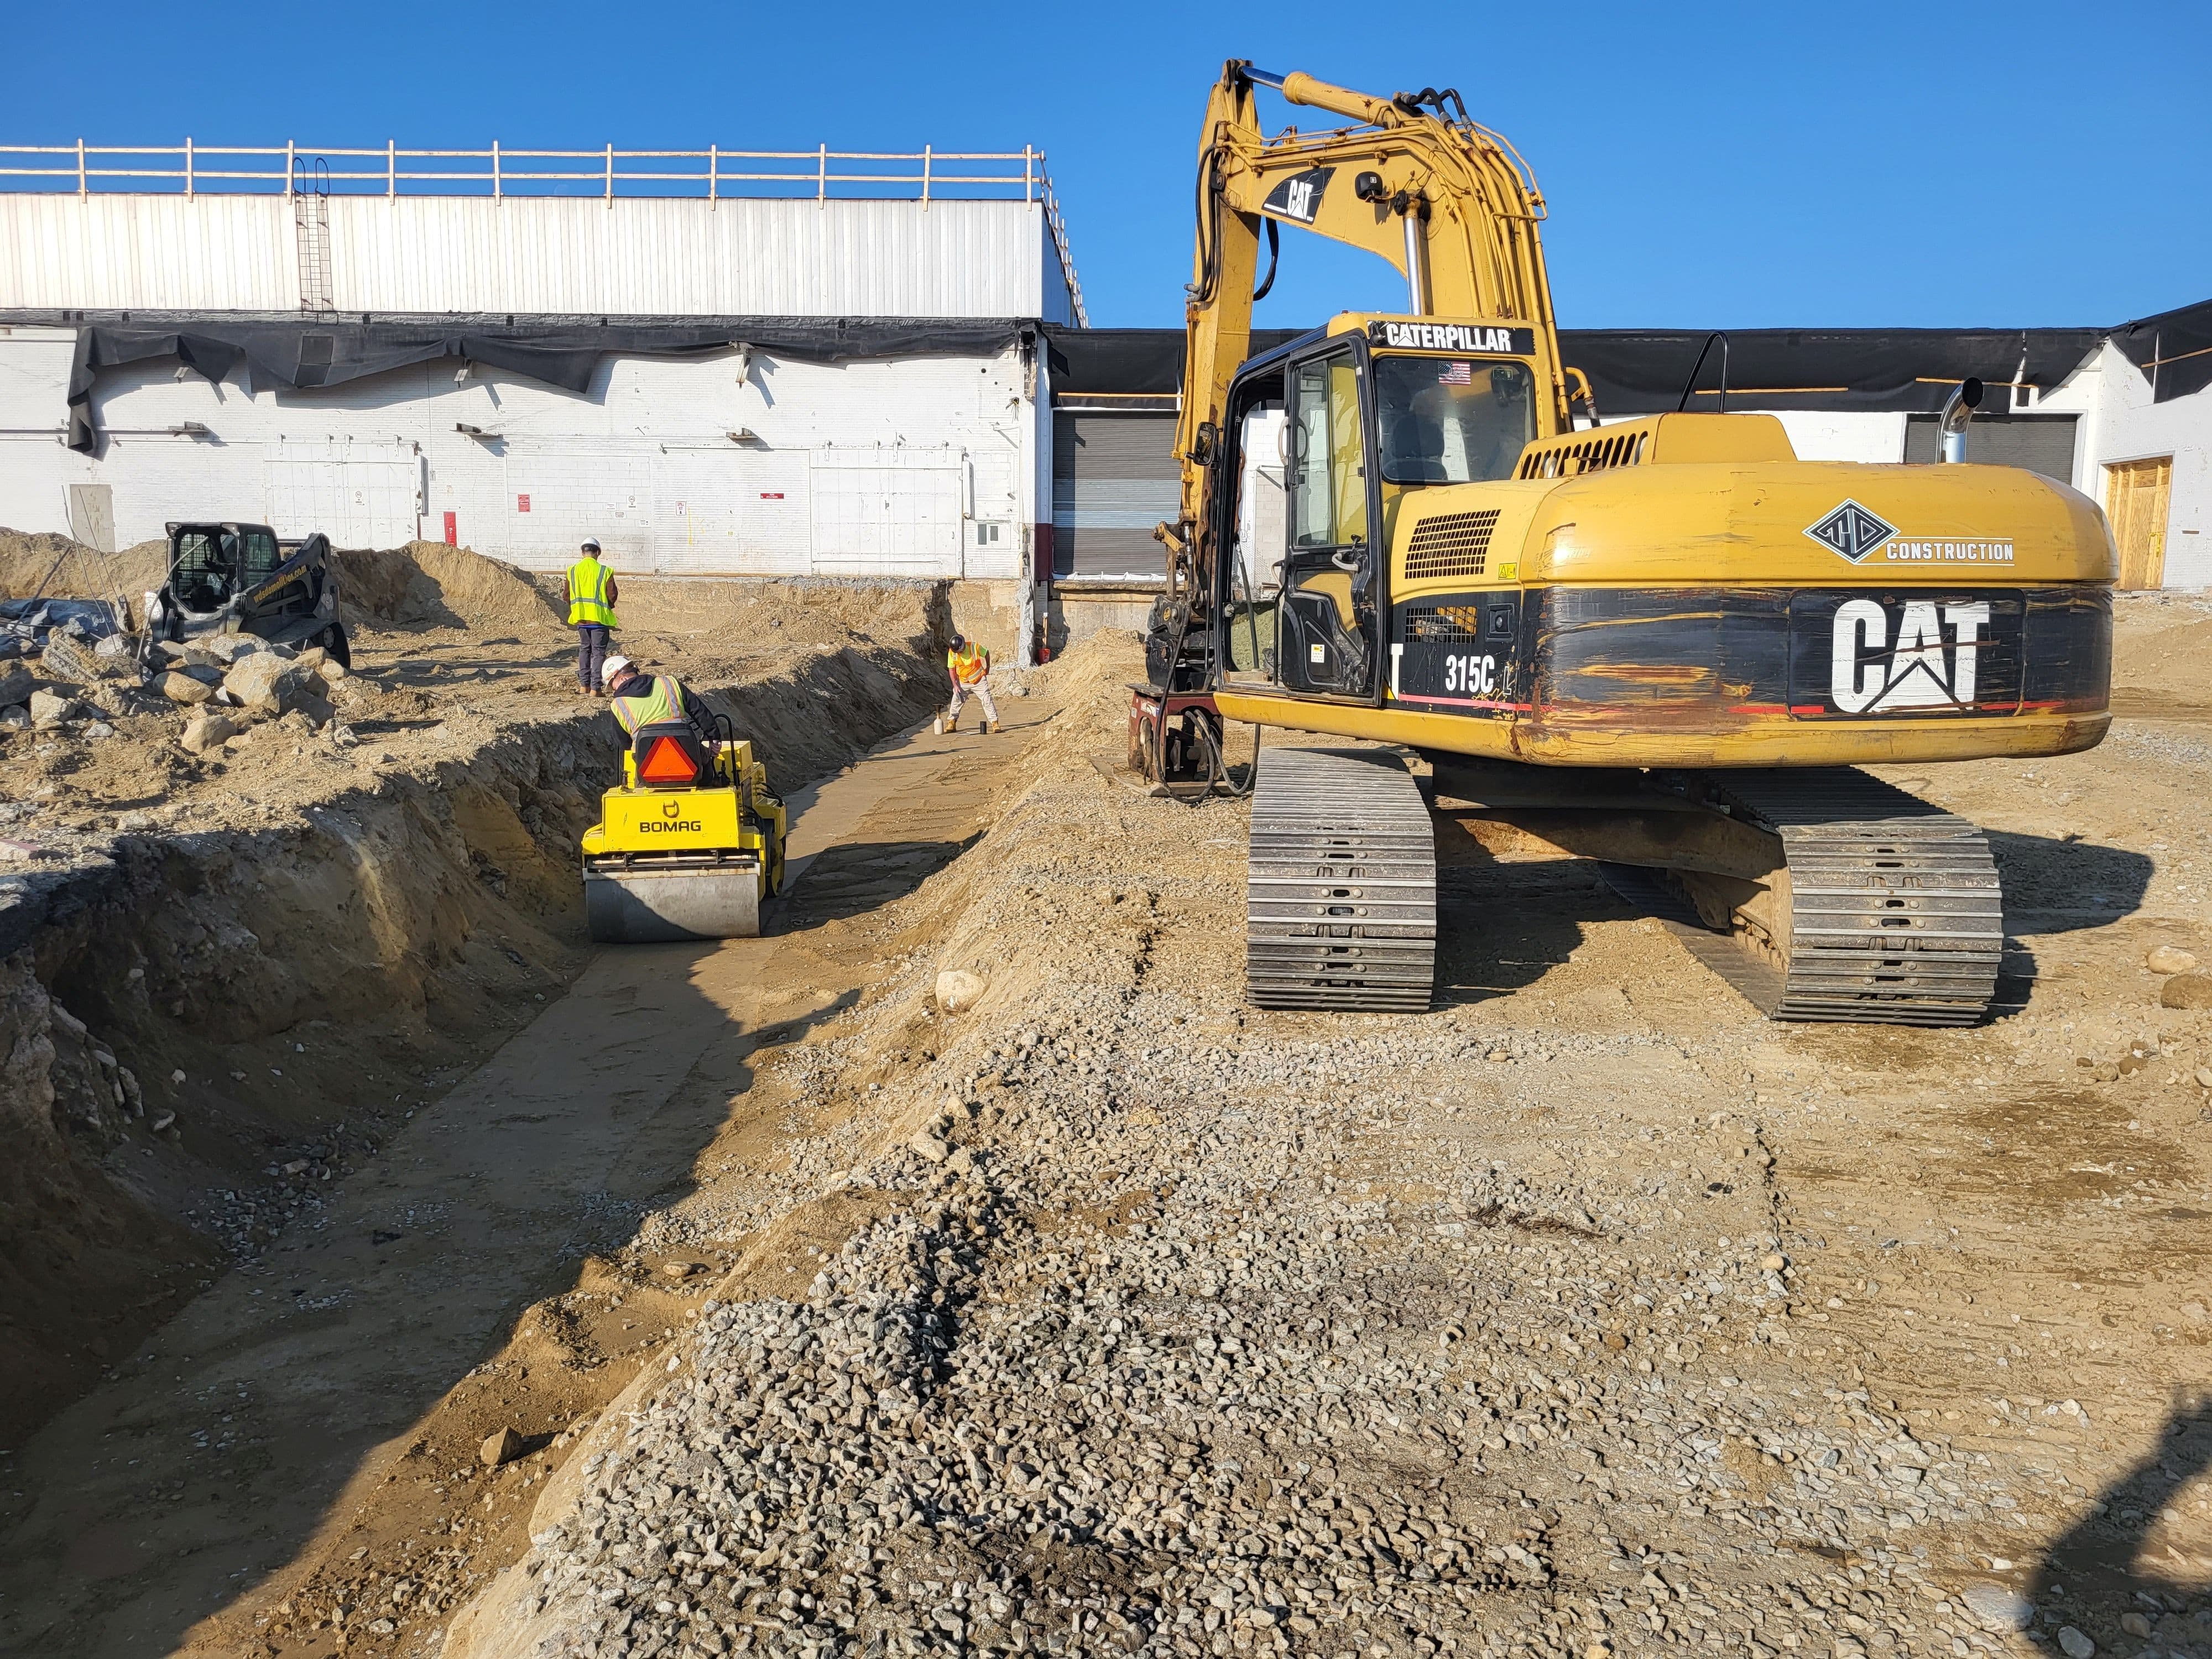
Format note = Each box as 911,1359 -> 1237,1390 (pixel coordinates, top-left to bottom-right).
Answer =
1142,62 -> 2114,1025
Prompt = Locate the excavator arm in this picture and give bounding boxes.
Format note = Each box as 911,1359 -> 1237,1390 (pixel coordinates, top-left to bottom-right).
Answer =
1160,63 -> 1569,611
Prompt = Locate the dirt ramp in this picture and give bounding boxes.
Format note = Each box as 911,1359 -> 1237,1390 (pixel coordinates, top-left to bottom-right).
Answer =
337,541 -> 566,635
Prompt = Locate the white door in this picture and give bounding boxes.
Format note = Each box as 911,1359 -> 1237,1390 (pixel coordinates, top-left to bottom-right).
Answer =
810,451 -> 963,577
264,441 -> 420,547
651,449 -> 812,576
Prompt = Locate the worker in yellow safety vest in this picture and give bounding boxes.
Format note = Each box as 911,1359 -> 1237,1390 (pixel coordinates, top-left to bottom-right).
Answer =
602,655 -> 712,742
939,633 -> 999,735
566,538 -> 620,696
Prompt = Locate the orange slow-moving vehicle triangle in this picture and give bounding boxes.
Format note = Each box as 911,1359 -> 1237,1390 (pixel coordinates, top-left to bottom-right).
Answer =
638,734 -> 699,785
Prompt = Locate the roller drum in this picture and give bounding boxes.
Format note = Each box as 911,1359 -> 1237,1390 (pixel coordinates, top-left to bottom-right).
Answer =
585,860 -> 763,943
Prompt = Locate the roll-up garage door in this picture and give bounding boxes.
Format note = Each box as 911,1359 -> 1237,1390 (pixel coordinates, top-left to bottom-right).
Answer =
1052,415 -> 1179,580
1902,413 -> 2079,483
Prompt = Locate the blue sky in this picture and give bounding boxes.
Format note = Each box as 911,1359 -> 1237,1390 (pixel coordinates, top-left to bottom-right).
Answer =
6,0 -> 2205,331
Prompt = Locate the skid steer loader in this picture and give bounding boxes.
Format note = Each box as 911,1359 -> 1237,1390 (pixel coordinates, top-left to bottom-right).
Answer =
137,521 -> 349,670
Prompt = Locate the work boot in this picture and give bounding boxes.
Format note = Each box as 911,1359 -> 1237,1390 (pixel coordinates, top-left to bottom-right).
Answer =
984,718 -> 1000,735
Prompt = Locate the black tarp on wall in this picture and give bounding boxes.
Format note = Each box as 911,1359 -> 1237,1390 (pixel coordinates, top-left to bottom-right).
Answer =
2111,296 -> 2212,404
1042,322 -> 2108,414
25,312 -> 1036,452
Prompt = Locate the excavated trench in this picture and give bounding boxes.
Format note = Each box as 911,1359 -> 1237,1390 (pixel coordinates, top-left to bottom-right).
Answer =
0,640 -> 947,1451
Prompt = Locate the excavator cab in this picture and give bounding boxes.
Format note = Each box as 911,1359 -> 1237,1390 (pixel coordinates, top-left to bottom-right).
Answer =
1215,321 -> 1543,707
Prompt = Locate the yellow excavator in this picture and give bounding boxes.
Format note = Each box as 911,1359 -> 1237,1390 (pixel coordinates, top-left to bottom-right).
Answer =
1142,62 -> 2113,1024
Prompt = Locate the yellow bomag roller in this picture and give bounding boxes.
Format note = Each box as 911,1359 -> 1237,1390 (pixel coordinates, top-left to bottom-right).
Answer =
581,717 -> 786,943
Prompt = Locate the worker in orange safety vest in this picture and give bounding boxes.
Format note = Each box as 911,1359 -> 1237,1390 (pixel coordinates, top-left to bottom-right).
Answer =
938,633 -> 998,734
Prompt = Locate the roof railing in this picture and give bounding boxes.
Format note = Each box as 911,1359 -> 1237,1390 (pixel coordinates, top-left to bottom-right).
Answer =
0,142 -> 1088,323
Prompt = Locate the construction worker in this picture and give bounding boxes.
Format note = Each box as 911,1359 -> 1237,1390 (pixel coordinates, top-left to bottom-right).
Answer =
602,655 -> 712,742
566,538 -> 620,696
942,632 -> 999,734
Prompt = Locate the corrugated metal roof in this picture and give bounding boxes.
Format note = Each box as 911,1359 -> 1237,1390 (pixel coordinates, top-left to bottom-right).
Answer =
0,195 -> 1075,321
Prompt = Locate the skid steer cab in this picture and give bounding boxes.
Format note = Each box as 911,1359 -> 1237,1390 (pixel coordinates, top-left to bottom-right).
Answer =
580,715 -> 786,943
138,521 -> 348,670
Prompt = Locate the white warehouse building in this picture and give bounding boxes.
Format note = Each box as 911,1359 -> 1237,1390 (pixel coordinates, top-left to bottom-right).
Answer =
0,140 -> 1082,651
3,137 -> 2209,661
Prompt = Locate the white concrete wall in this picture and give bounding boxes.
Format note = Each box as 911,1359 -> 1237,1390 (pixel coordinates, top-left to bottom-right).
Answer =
0,195 -> 1075,322
0,325 -> 1036,581
1762,410 -> 1908,465
2039,341 -> 2212,587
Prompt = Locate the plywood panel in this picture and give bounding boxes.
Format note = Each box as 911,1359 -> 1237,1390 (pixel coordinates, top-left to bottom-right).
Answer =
2107,456 -> 2173,591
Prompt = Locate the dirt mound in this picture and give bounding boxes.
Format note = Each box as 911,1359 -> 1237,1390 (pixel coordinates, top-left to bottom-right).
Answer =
608,576 -> 950,651
2112,590 -> 2212,712
338,542 -> 566,636
0,528 -> 168,606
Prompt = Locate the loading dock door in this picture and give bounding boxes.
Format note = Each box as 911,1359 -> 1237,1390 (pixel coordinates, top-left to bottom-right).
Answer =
2106,456 -> 2172,591
1053,414 -> 1180,580
810,451 -> 964,577
1902,413 -> 2079,483
264,441 -> 421,547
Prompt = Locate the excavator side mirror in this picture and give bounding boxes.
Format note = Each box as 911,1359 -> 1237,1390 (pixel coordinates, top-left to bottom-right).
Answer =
1354,171 -> 1386,203
1191,421 -> 1219,467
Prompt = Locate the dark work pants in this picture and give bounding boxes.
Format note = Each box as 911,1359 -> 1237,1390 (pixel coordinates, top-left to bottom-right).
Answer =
576,624 -> 610,691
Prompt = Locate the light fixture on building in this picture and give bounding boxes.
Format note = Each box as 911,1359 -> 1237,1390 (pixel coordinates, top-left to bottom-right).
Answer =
456,422 -> 501,443
731,342 -> 754,383
455,361 -> 473,384
170,421 -> 211,437
727,427 -> 760,445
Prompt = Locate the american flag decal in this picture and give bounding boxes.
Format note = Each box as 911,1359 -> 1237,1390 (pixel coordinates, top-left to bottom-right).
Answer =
1438,361 -> 1472,385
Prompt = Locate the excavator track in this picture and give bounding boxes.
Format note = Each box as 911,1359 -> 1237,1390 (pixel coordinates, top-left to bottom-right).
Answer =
1604,769 -> 2004,1026
1246,748 -> 1436,1011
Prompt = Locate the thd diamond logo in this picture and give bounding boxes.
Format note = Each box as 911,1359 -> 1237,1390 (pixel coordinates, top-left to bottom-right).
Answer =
1804,500 -> 1898,563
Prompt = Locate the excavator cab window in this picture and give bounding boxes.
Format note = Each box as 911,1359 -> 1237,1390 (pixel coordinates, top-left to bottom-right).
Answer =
1276,347 -> 1381,700
1372,356 -> 1536,486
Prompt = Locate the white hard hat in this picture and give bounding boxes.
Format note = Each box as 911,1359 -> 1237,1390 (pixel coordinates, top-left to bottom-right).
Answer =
600,654 -> 633,687
581,536 -> 602,553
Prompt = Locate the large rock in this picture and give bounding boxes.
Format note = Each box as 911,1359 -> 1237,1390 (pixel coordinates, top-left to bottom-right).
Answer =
0,665 -> 32,707
2147,945 -> 2200,975
179,712 -> 238,754
934,968 -> 987,1013
158,671 -> 214,705
28,689 -> 77,728
204,634 -> 270,665
2162,974 -> 2212,1010
222,652 -> 316,716
290,687 -> 337,730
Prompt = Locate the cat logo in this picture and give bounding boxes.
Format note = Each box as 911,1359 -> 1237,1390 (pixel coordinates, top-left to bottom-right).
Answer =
1262,167 -> 1333,225
1830,598 -> 1990,713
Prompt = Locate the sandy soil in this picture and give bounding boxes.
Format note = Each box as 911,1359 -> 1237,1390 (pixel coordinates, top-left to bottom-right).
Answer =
0,540 -> 983,1449
0,590 -> 2208,1659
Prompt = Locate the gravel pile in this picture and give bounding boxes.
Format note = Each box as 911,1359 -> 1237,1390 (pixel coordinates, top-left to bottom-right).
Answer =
479,735 -> 2064,1659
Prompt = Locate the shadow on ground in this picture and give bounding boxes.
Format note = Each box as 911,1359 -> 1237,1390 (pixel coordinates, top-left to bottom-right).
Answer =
2030,1391 -> 2212,1650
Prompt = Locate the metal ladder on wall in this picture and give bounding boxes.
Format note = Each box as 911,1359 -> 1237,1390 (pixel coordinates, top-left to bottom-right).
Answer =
293,155 -> 334,314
